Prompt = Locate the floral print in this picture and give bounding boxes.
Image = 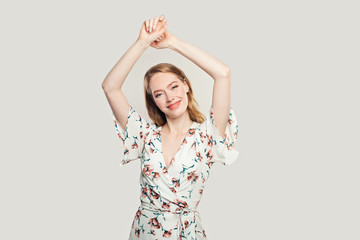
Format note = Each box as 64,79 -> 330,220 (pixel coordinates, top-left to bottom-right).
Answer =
112,105 -> 239,239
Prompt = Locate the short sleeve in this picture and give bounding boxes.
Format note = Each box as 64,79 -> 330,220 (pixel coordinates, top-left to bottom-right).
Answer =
204,106 -> 239,165
112,105 -> 151,167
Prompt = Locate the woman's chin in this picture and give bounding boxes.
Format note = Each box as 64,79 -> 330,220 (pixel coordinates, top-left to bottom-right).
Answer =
164,106 -> 187,119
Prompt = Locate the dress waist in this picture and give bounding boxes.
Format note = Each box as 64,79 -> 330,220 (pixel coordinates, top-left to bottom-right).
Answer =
140,201 -> 200,239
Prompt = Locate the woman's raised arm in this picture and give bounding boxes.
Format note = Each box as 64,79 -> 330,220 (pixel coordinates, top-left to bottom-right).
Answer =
101,15 -> 168,130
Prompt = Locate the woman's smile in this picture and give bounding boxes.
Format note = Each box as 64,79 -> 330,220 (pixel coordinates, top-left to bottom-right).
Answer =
167,100 -> 181,110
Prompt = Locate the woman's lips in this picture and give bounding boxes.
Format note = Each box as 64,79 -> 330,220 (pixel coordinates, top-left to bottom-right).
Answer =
168,100 -> 181,110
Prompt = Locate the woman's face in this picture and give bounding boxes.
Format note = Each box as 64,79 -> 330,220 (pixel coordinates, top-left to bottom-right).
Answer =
149,72 -> 189,120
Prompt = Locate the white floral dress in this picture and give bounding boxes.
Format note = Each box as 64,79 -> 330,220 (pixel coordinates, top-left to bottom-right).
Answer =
112,105 -> 239,240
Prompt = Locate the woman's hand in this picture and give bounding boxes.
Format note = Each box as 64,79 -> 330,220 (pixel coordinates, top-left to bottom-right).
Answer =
149,29 -> 175,49
138,15 -> 168,47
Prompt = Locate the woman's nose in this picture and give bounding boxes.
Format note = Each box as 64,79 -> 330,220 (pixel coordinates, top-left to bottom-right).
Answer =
165,91 -> 175,102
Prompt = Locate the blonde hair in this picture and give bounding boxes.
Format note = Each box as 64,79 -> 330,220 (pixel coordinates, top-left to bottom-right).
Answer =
144,63 -> 205,126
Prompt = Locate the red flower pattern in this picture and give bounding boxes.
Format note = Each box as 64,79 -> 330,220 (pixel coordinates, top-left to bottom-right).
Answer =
135,209 -> 142,220
149,217 -> 161,229
153,130 -> 160,138
188,128 -> 195,136
184,220 -> 189,229
196,151 -> 202,160
123,147 -> 129,155
162,202 -> 170,209
131,142 -> 138,149
141,187 -> 147,198
187,170 -> 199,183
169,187 -> 177,193
163,229 -> 172,238
171,178 -> 180,188
149,188 -> 160,199
206,148 -> 213,161
153,172 -> 160,180
142,164 -> 153,176
174,199 -> 188,209
134,228 -> 140,238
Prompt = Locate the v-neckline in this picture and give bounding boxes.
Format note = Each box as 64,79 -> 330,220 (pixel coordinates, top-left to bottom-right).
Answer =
159,121 -> 197,170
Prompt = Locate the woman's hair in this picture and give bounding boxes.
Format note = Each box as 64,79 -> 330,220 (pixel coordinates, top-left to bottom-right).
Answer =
144,63 -> 205,126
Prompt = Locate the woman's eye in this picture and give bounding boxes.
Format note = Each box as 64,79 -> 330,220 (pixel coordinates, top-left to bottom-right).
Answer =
172,85 -> 178,89
155,93 -> 162,98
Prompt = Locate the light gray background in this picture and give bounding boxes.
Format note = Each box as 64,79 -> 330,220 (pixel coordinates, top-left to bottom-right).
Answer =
1,0 -> 359,239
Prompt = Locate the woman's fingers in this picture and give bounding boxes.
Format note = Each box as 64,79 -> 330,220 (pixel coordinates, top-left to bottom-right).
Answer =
155,18 -> 165,31
155,15 -> 165,28
153,16 -> 159,31
145,15 -> 166,33
145,20 -> 150,32
154,32 -> 166,42
145,15 -> 167,36
149,18 -> 154,33
159,21 -> 168,33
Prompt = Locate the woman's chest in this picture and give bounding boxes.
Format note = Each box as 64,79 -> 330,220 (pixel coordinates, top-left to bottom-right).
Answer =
141,132 -> 208,180
161,133 -> 188,169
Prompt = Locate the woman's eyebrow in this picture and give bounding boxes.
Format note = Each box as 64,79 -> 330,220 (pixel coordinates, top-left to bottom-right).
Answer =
153,80 -> 178,94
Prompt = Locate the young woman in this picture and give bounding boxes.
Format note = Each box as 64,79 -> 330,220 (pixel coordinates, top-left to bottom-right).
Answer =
102,15 -> 239,240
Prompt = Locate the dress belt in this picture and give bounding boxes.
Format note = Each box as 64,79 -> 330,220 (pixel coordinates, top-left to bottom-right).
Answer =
140,202 -> 199,239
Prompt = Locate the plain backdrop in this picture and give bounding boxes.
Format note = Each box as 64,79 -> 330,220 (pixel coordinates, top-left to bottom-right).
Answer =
1,0 -> 359,239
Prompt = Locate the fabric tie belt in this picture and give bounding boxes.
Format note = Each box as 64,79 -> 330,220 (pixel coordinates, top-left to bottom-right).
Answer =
140,202 -> 200,239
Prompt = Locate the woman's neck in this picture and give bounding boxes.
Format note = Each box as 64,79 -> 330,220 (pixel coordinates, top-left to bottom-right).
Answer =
163,111 -> 193,136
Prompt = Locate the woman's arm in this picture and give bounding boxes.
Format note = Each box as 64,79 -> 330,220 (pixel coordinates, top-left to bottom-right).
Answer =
166,35 -> 231,138
101,39 -> 149,92
101,39 -> 148,131
101,15 -> 168,130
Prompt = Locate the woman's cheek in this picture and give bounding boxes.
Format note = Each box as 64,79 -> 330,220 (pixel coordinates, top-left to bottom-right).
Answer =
159,99 -> 167,109
178,87 -> 185,96
154,99 -> 162,108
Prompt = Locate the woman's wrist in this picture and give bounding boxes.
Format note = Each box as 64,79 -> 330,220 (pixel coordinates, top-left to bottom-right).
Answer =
167,35 -> 179,50
136,38 -> 151,50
